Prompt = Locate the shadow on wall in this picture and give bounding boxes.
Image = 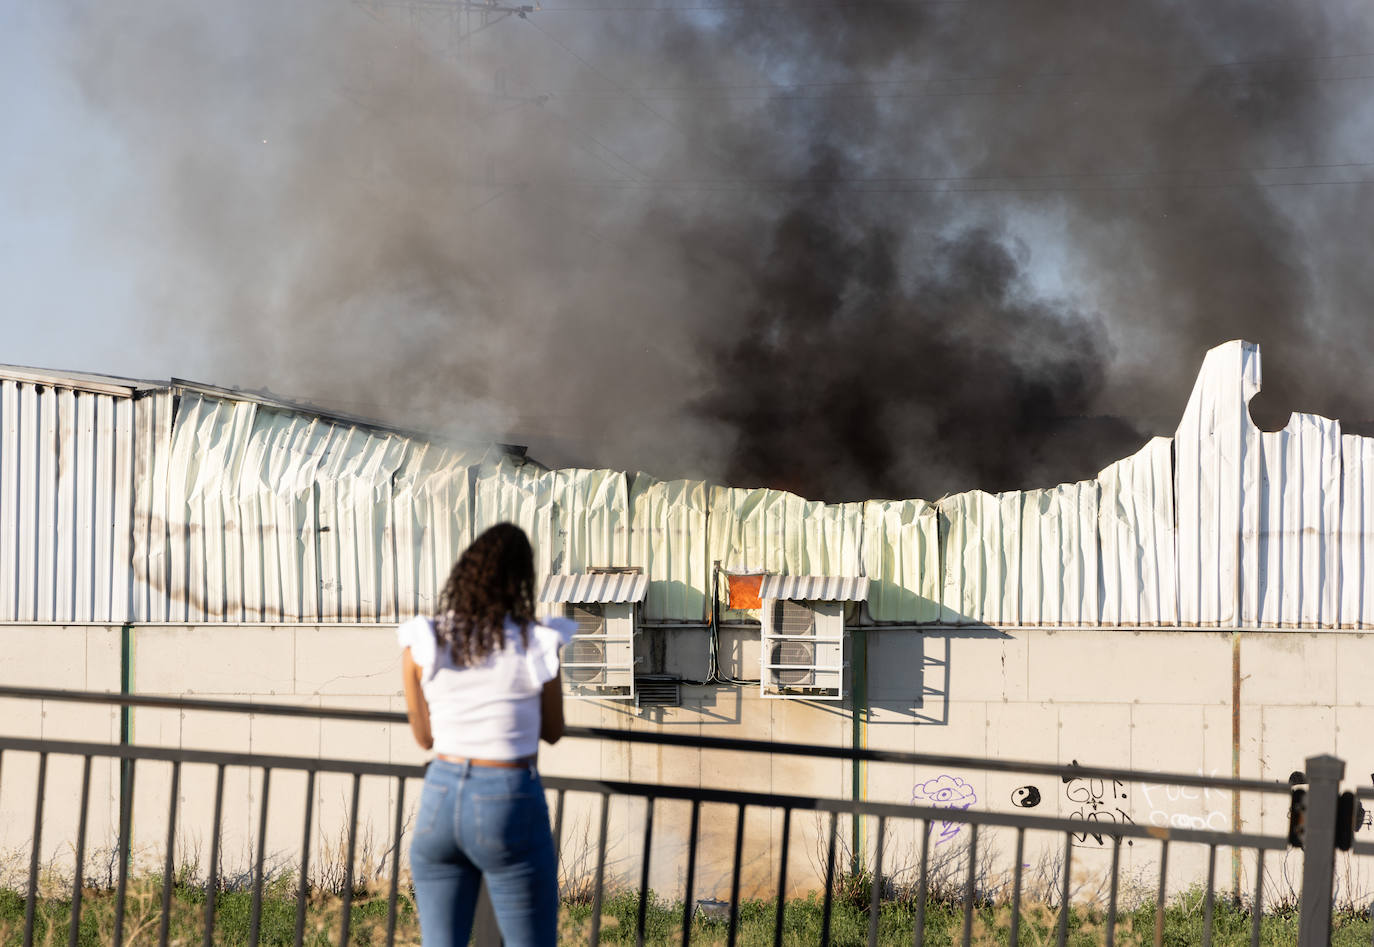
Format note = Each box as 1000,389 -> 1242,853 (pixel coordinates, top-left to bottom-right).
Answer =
866,601 -> 1013,725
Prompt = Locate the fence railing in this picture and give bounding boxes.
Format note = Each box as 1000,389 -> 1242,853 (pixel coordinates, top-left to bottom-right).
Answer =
0,685 -> 1367,946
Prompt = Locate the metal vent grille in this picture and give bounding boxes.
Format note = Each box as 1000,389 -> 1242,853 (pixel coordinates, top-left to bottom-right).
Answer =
771,600 -> 816,686
634,676 -> 681,707
564,603 -> 607,685
567,603 -> 606,636
773,600 -> 815,636
565,638 -> 607,684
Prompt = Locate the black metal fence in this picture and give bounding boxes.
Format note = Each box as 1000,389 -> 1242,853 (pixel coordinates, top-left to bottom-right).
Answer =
0,686 -> 1368,946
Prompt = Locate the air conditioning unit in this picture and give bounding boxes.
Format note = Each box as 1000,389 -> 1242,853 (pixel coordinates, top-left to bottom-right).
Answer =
757,575 -> 868,700
540,571 -> 646,700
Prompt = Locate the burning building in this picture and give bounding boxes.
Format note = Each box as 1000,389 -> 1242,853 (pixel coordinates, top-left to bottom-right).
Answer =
0,338 -> 1371,900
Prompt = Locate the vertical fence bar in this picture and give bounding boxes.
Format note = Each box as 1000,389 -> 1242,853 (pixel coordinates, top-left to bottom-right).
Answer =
1297,755 -> 1345,947
961,823 -> 979,947
338,772 -> 363,946
249,768 -> 272,947
385,777 -> 406,947
23,751 -> 48,947
202,763 -> 226,947
913,820 -> 930,947
590,792 -> 611,946
867,816 -> 886,947
637,797 -> 655,947
1009,828 -> 1026,947
1249,849 -> 1264,947
680,800 -> 700,947
67,755 -> 94,947
1153,840 -> 1170,947
820,811 -> 839,947
1055,832 -> 1073,947
113,758 -> 136,947
158,761 -> 181,947
1106,834 -> 1122,947
773,807 -> 791,947
1202,844 -> 1218,947
294,769 -> 317,947
727,804 -> 746,947
552,788 -> 566,867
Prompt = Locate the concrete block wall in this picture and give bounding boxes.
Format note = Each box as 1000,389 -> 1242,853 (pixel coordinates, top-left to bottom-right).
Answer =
1,623 -> 1371,905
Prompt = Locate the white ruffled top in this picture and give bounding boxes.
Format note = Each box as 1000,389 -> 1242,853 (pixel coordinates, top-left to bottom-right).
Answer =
397,614 -> 576,760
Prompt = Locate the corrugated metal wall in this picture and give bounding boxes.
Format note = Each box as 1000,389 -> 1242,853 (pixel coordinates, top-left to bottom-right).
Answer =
4,339 -> 1374,627
0,379 -> 137,622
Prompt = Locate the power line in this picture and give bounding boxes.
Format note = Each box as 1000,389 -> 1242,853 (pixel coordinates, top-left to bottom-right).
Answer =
534,0 -> 973,9
478,160 -> 1374,195
538,60 -> 1374,103
522,16 -> 699,151
545,49 -> 1374,95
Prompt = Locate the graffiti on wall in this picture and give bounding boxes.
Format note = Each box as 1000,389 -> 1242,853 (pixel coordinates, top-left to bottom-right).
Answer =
912,774 -> 978,843
1140,770 -> 1230,831
1061,760 -> 1134,846
1010,786 -> 1041,808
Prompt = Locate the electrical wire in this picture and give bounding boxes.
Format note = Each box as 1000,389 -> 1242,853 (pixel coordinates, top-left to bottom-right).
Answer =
535,0 -> 974,10
464,163 -> 1374,197
538,50 -> 1374,95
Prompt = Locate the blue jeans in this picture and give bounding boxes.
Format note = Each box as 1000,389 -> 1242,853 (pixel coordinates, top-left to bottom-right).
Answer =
409,759 -> 559,946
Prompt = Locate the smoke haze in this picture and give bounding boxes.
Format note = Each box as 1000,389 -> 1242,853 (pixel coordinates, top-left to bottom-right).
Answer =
53,0 -> 1374,500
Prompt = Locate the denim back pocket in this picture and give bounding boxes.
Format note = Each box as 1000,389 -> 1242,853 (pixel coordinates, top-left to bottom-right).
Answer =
416,780 -> 451,837
472,786 -> 535,852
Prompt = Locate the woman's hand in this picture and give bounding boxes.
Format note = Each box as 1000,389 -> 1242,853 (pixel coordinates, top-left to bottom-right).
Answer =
401,647 -> 434,750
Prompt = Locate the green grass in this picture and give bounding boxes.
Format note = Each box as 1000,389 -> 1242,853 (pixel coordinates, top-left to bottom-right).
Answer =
1,880 -> 1369,945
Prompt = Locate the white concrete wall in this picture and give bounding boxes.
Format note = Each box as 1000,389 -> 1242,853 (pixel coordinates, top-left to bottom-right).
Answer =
1,623 -> 1371,905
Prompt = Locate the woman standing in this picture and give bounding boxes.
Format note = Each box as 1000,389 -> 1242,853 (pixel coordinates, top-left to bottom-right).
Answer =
398,523 -> 575,946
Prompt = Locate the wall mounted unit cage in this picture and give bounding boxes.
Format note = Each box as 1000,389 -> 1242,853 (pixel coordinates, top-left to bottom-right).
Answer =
540,569 -> 647,700
757,575 -> 869,700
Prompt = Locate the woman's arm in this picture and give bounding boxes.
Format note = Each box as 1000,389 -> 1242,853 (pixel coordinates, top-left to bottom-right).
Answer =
539,670 -> 564,745
401,648 -> 434,751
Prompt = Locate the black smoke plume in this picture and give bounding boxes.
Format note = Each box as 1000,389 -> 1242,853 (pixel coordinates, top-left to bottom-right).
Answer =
54,0 -> 1374,500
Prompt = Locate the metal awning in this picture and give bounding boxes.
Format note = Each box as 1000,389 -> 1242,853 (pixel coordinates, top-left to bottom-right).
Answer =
540,572 -> 649,604
758,575 -> 869,602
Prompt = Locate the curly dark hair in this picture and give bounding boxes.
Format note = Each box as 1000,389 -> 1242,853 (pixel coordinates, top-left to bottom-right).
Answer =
433,523 -> 537,666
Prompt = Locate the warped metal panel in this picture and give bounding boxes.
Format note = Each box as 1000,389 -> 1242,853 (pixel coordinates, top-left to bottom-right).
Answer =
539,572 -> 649,603
0,379 -> 137,622
861,498 -> 940,623
392,442 -> 479,618
707,487 -> 863,618
131,390 -> 175,622
1019,481 -> 1099,626
473,453 -> 557,591
546,467 -> 630,574
312,422 -> 409,621
938,490 -> 1022,625
1339,435 -> 1374,627
155,395 -> 482,623
1174,340 -> 1262,626
164,395 -> 255,621
757,574 -> 868,602
1097,437 -> 1176,625
628,474 -> 709,622
1251,414 -> 1341,627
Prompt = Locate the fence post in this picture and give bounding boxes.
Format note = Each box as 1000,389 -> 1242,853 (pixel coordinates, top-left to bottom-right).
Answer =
1297,754 -> 1344,947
